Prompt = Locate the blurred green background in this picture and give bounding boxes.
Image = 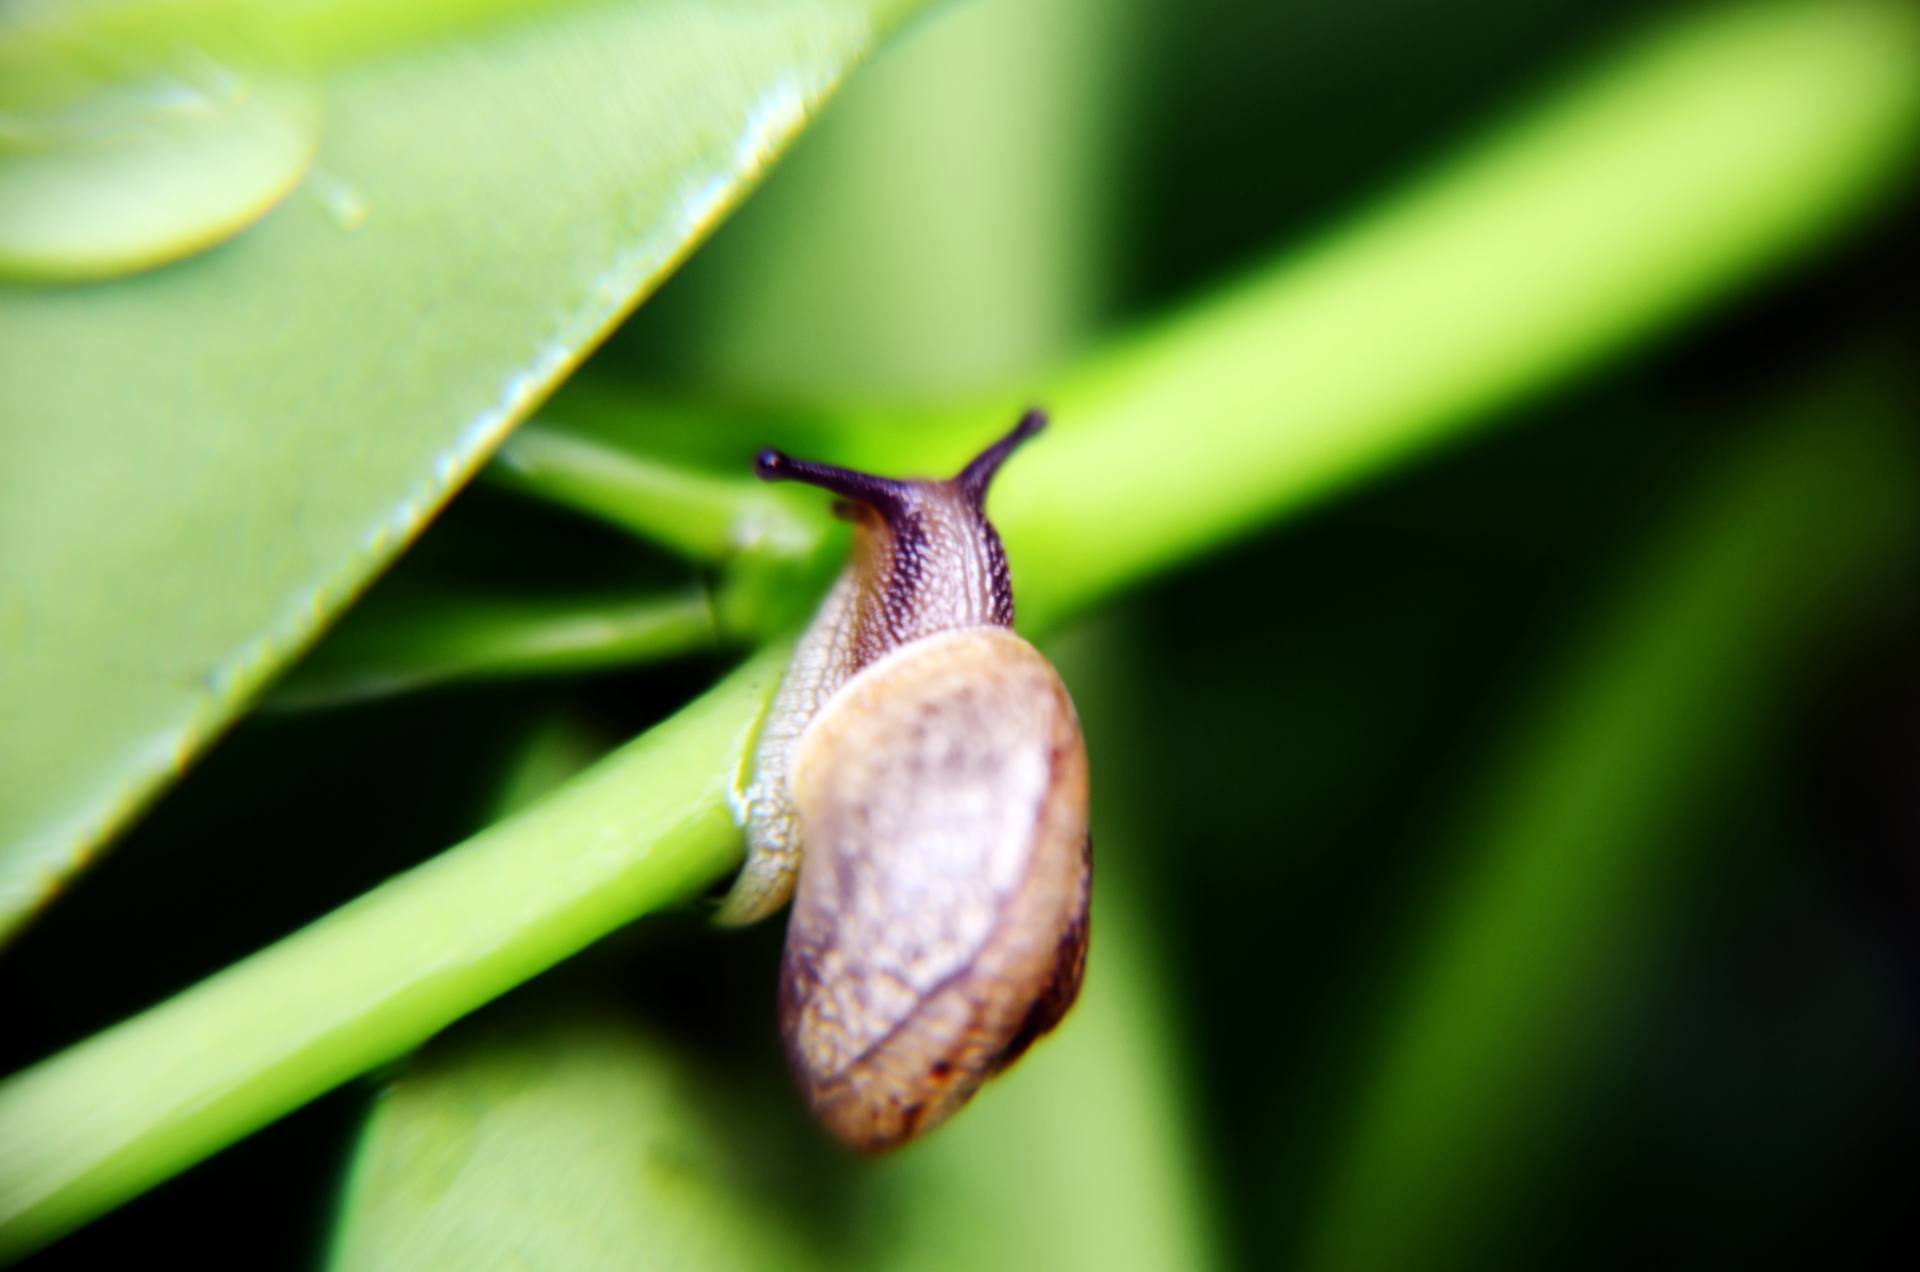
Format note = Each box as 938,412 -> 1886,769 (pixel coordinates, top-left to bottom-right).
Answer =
3,0 -> 1918,1268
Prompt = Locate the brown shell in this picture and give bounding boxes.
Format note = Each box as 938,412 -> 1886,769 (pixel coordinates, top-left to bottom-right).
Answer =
778,626 -> 1091,1152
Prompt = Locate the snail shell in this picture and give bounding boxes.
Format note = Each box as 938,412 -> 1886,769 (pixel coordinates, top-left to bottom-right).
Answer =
720,410 -> 1092,1152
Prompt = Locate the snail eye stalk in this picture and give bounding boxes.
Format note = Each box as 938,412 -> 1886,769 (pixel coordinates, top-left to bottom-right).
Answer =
954,408 -> 1046,507
756,405 -> 1046,521
754,449 -> 911,524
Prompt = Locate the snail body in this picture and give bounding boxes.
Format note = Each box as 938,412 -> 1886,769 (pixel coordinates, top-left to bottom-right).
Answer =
721,410 -> 1091,1152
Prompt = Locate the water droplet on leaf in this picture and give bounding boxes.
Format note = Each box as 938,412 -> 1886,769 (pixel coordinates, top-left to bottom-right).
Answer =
0,10 -> 320,283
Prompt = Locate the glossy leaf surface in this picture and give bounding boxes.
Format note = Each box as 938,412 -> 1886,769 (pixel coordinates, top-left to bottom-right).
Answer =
0,0 -> 917,939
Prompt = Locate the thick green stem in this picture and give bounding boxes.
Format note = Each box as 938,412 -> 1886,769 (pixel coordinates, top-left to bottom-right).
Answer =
0,645 -> 787,1264
990,0 -> 1920,626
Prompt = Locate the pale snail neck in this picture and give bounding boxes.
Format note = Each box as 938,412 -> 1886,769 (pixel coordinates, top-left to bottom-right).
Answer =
718,415 -> 1041,928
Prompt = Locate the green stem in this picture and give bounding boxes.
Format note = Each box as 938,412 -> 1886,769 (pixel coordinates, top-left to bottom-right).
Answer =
265,590 -> 719,711
488,419 -> 825,565
986,0 -> 1920,626
0,645 -> 787,1265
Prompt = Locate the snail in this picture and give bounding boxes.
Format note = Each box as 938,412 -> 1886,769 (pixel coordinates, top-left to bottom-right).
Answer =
718,408 -> 1091,1153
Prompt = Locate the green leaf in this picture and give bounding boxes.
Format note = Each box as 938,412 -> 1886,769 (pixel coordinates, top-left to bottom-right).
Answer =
1301,367 -> 1920,1272
0,0 -> 924,940
329,1001 -> 825,1272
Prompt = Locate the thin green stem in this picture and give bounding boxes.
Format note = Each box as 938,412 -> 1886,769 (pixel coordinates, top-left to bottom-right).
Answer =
488,419 -> 826,566
265,589 -> 719,711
